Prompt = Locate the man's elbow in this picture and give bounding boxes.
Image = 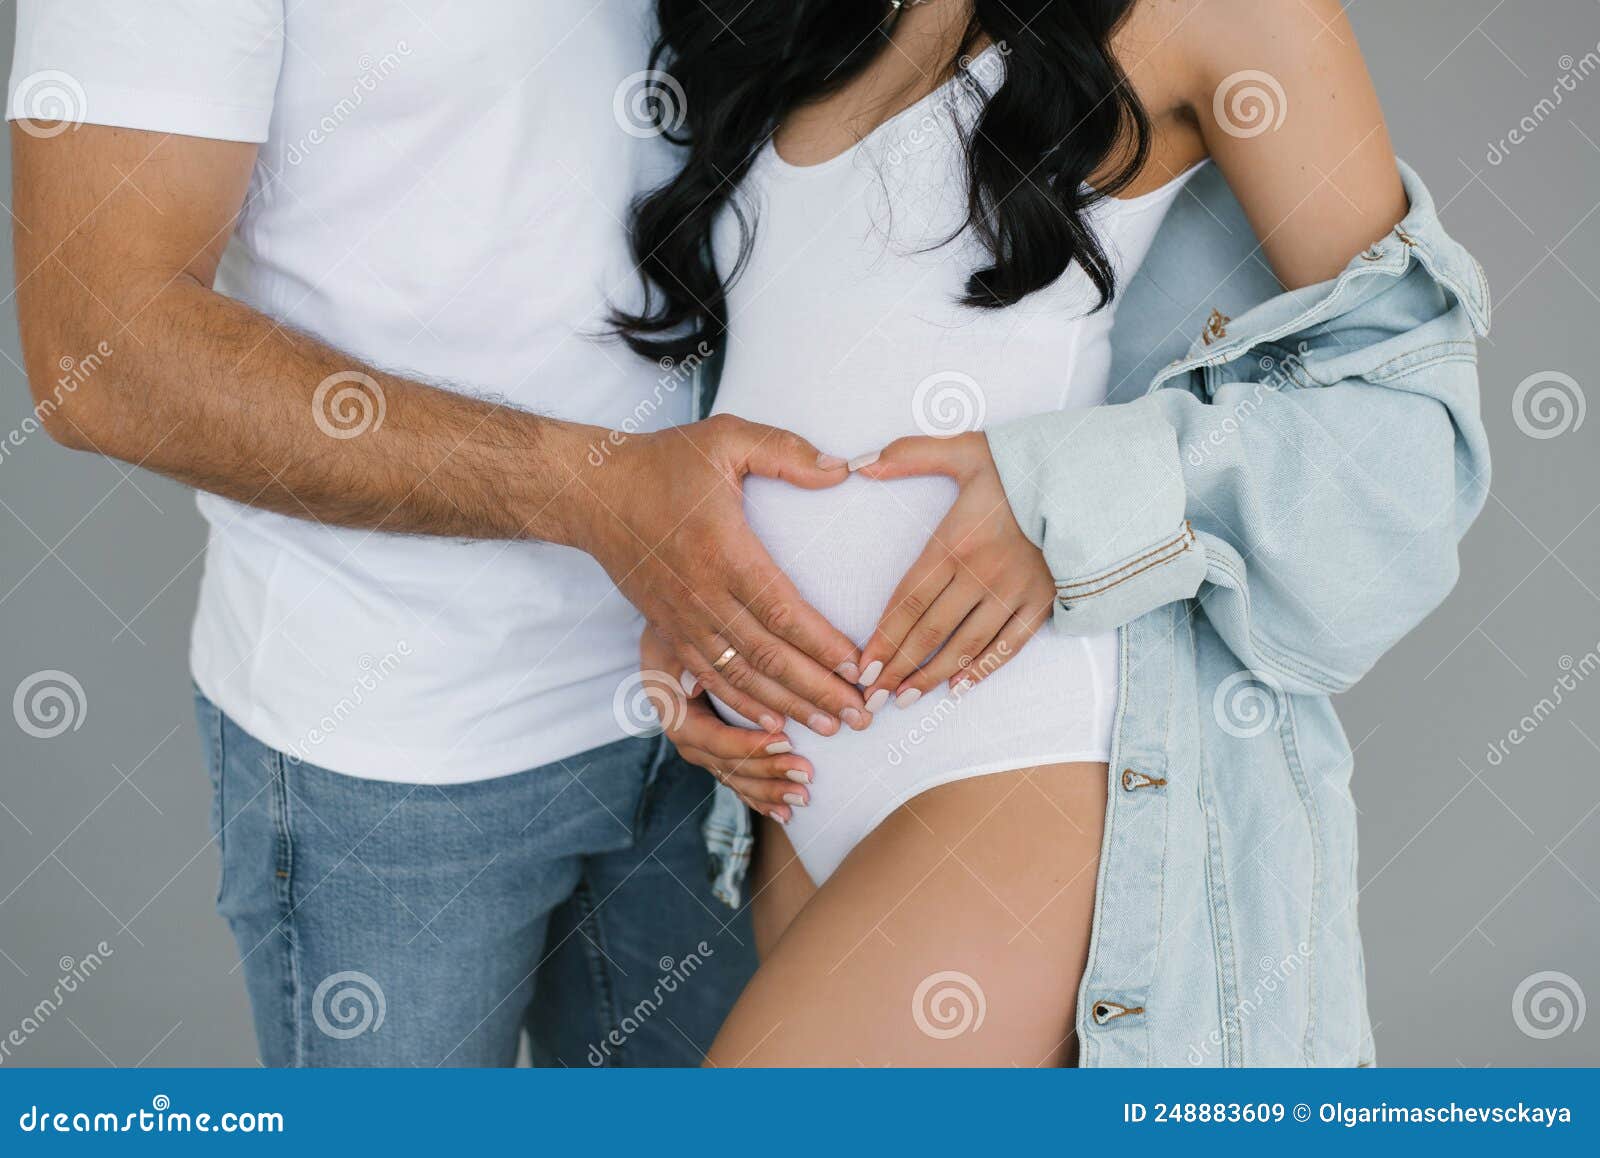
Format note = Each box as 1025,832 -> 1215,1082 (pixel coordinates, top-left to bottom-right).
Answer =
18,315 -> 119,453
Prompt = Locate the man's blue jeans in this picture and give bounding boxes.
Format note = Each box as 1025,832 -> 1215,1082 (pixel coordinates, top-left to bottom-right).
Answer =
193,689 -> 756,1066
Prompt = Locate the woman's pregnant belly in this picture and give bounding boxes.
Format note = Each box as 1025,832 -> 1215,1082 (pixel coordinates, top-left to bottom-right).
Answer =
705,280 -> 1122,882
717,472 -> 1119,885
744,472 -> 959,645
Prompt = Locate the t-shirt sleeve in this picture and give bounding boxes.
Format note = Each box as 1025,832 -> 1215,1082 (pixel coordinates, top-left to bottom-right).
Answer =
7,0 -> 285,143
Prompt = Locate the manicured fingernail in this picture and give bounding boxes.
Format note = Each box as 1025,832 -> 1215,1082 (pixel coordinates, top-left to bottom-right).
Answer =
865,688 -> 891,712
785,768 -> 812,785
679,670 -> 698,696
859,660 -> 883,685
769,811 -> 788,826
841,707 -> 867,730
836,661 -> 860,682
896,687 -> 922,709
759,713 -> 782,733
783,792 -> 807,807
807,713 -> 837,736
816,452 -> 847,470
765,741 -> 793,755
847,450 -> 880,472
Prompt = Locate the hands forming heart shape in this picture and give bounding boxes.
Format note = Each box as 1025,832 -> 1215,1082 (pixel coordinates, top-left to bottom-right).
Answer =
625,420 -> 1055,822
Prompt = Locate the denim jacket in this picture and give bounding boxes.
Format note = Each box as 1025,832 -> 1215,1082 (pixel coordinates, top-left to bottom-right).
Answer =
696,160 -> 1490,1067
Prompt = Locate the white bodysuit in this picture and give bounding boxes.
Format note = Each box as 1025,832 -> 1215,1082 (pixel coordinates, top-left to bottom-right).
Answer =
710,50 -> 1201,883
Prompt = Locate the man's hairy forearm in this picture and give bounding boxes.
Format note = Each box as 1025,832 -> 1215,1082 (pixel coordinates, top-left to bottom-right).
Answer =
26,271 -> 605,547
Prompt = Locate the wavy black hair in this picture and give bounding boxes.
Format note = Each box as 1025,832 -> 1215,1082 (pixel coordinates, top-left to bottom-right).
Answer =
613,0 -> 1149,361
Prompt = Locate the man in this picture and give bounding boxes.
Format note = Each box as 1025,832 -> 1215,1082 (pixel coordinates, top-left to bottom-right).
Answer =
8,1 -> 867,1065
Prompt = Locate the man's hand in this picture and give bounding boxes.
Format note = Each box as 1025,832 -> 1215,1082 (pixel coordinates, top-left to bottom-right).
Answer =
853,432 -> 1056,707
589,415 -> 870,736
640,628 -> 812,825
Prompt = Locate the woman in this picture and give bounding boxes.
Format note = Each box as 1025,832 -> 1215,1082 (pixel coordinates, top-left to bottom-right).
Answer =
619,0 -> 1489,1065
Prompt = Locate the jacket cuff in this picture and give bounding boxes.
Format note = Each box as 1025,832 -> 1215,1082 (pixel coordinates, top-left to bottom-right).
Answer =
987,397 -> 1206,634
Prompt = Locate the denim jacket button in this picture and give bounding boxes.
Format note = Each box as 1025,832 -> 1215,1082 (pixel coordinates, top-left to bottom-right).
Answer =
1201,307 -> 1230,345
1091,1000 -> 1146,1025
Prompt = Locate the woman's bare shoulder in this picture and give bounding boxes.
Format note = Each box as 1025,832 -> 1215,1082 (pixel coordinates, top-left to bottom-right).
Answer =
1121,0 -> 1363,114
1128,0 -> 1407,288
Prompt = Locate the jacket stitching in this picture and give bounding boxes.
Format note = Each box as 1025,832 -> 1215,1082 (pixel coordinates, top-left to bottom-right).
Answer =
1151,604 -> 1181,1048
1406,239 -> 1491,333
1364,350 -> 1478,383
1252,634 -> 1347,693
1279,695 -> 1324,1064
1058,522 -> 1195,592
1058,540 -> 1192,605
1182,606 -> 1241,1066
1304,339 -> 1475,387
1203,795 -> 1244,1065
1058,527 -> 1196,604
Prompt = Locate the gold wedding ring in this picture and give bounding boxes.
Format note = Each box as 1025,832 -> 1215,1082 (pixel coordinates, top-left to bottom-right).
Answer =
711,646 -> 738,672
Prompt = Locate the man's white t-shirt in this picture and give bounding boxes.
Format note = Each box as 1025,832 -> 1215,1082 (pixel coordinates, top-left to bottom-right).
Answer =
7,1 -> 687,783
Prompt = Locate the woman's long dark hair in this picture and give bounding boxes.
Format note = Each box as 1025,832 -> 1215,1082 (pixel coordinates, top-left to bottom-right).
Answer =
613,0 -> 1149,361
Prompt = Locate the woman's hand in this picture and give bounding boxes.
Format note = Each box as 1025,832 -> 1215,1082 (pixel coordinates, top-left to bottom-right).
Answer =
639,627 -> 813,825
852,432 -> 1056,708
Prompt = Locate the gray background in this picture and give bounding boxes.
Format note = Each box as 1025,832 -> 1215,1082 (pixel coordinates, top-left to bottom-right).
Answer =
1,0 -> 1597,1067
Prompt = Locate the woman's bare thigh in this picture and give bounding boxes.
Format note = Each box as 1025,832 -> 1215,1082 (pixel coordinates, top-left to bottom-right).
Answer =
709,760 -> 1108,1067
750,814 -> 816,960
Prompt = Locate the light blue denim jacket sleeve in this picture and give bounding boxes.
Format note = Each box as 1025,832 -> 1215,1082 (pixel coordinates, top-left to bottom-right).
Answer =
988,160 -> 1491,695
